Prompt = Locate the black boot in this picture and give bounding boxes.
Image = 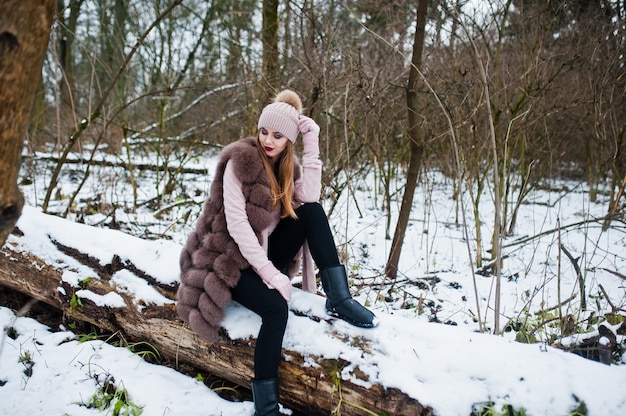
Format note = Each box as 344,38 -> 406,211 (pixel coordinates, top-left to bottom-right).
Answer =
319,265 -> 379,328
251,378 -> 280,416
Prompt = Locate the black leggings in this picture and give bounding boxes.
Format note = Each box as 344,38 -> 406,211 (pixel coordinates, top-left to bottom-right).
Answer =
231,202 -> 340,380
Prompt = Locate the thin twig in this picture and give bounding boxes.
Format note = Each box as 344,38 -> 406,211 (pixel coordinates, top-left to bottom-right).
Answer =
600,267 -> 626,281
560,244 -> 586,310
598,284 -> 626,313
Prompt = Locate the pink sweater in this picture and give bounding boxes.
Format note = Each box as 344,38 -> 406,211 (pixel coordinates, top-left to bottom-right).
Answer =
222,137 -> 323,292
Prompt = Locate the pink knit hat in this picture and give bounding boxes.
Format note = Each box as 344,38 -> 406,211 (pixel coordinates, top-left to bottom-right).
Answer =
257,90 -> 303,143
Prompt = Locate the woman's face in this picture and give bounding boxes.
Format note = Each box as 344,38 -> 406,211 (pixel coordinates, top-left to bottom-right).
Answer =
259,127 -> 289,160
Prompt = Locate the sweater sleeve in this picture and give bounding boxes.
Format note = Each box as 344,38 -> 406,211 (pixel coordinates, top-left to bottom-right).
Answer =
294,135 -> 323,203
223,161 -> 281,282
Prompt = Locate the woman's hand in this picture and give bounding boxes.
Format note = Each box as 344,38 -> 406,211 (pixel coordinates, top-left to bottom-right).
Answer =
265,273 -> 292,302
298,115 -> 320,145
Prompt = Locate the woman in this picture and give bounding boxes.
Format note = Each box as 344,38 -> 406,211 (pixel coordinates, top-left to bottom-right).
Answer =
177,89 -> 377,416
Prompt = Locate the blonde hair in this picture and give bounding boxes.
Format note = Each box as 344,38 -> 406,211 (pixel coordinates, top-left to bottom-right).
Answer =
256,138 -> 297,219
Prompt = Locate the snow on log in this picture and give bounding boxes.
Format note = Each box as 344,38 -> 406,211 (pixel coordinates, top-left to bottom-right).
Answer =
0,207 -> 431,416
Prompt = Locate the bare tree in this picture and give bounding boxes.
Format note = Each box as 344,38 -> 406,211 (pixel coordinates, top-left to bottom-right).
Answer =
55,0 -> 85,138
0,0 -> 58,245
385,0 -> 429,279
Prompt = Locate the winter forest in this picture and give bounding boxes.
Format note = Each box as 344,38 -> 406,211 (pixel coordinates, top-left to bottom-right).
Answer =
1,1 -> 626,415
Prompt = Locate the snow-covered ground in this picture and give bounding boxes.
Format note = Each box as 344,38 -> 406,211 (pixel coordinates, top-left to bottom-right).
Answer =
1,149 -> 625,415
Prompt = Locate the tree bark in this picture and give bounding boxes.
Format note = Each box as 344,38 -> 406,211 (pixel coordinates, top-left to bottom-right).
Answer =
0,0 -> 58,246
0,226 -> 432,416
261,0 -> 280,98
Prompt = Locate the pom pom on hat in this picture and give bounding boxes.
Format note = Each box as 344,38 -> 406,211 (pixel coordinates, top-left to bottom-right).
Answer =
274,89 -> 303,113
257,89 -> 302,143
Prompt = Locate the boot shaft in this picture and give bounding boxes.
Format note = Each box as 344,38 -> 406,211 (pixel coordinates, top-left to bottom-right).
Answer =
319,264 -> 351,304
251,378 -> 280,416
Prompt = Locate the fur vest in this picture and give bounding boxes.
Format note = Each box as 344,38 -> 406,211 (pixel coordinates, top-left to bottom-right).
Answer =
176,136 -> 301,343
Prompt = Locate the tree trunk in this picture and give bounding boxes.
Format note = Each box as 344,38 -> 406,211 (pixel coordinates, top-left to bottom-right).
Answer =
261,0 -> 280,98
56,0 -> 85,134
0,0 -> 58,246
385,0 -> 429,279
0,224 -> 432,416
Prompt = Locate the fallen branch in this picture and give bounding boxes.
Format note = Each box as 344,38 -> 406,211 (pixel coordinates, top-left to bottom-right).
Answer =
24,154 -> 209,175
501,214 -> 622,250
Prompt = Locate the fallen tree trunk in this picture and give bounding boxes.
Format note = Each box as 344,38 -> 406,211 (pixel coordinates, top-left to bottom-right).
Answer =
22,154 -> 209,175
0,215 -> 431,416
